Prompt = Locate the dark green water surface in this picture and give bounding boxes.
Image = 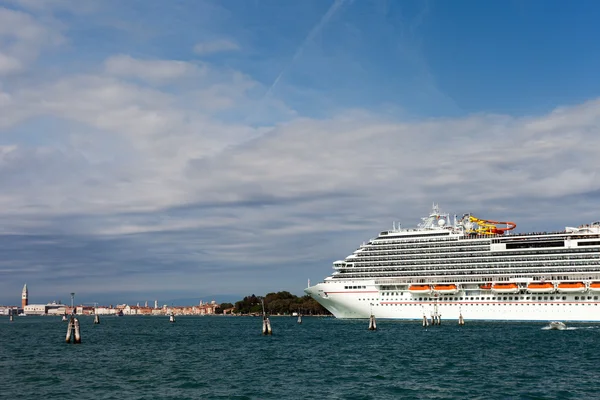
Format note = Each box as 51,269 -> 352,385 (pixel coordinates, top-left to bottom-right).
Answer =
1,316 -> 598,399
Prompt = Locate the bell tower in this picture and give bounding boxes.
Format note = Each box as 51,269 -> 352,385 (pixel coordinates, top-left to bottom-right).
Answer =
21,284 -> 28,309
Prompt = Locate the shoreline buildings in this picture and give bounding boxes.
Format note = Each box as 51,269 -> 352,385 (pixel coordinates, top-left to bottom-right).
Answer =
0,284 -> 221,316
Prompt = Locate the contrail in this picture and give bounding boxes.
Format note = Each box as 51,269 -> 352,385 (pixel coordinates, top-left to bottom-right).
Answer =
264,0 -> 348,98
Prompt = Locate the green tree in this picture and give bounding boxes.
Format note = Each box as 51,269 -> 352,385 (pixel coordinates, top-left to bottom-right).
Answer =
215,302 -> 234,314
232,291 -> 331,315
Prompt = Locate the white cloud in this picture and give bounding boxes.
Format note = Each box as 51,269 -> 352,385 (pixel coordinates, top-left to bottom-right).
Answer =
2,76 -> 600,240
0,52 -> 21,74
193,39 -> 239,55
104,54 -> 205,82
0,6 -> 64,75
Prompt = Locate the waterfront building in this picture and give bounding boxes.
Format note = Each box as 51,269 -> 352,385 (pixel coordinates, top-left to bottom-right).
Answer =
23,304 -> 47,315
0,306 -> 19,315
95,307 -> 117,315
23,302 -> 67,315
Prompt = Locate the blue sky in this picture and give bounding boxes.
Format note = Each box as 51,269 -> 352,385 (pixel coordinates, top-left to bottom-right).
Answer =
1,0 -> 600,305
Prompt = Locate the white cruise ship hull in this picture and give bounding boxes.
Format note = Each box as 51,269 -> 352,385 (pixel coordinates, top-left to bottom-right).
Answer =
305,282 -> 600,322
308,205 -> 600,322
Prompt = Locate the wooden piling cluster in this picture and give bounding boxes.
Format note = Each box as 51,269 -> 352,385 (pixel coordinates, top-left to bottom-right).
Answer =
262,316 -> 272,335
260,298 -> 272,335
368,314 -> 377,330
65,316 -> 81,344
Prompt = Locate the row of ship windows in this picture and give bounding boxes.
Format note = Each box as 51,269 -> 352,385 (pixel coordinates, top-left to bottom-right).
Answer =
355,248 -> 600,259
371,237 -> 518,246
357,295 -> 600,301
373,237 -> 455,245
340,263 -> 599,277
378,278 -> 574,290
337,266 -> 600,276
375,275 -> 600,285
369,234 -> 596,247
363,242 -> 487,251
340,267 -> 600,276
366,246 -> 599,257
335,267 -> 600,277
357,248 -> 490,256
344,286 -> 367,289
334,261 -> 599,276
384,294 -> 599,301
347,259 -> 600,268
341,264 -> 600,273
377,232 -> 450,239
352,251 -> 600,263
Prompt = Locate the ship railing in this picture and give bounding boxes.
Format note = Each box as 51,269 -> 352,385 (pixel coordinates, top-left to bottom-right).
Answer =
368,243 -> 493,251
351,252 -> 600,262
339,263 -> 600,273
352,256 -> 600,265
339,265 -> 600,276
362,245 -> 490,253
373,273 -> 600,286
346,261 -> 600,271
363,260 -> 599,267
337,269 -> 600,280
349,254 -> 600,265
338,267 -> 600,280
370,240 -> 482,248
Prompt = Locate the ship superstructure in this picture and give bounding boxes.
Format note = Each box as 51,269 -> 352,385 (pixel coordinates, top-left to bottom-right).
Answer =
305,204 -> 600,321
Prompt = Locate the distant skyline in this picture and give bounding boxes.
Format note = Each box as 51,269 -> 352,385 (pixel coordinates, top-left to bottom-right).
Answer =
1,0 -> 600,305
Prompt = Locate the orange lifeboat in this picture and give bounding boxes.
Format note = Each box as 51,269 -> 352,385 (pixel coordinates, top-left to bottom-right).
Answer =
557,282 -> 586,293
479,283 -> 492,290
491,283 -> 520,294
433,284 -> 458,294
527,282 -> 555,294
589,282 -> 600,292
408,284 -> 431,295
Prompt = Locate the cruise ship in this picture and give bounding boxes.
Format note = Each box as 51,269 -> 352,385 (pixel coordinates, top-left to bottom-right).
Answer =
304,204 -> 600,321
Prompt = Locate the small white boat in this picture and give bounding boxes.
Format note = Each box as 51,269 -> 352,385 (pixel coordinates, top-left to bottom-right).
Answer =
62,315 -> 68,322
548,321 -> 567,330
18,313 -> 27,317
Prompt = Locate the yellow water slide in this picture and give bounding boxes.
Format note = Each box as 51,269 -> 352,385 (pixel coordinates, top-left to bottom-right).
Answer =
468,215 -> 516,235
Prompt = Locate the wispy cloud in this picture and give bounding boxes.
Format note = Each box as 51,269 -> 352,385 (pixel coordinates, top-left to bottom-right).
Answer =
264,0 -> 349,98
0,6 -> 64,75
193,38 -> 239,55
104,54 -> 205,82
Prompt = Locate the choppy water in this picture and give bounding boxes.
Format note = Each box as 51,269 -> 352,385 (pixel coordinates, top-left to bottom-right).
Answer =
1,316 -> 599,399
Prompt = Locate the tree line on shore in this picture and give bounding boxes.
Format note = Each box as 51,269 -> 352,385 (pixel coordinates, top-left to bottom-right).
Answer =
216,291 -> 331,315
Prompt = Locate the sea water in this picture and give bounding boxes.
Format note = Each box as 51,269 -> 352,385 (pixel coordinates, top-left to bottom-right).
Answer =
1,316 -> 598,399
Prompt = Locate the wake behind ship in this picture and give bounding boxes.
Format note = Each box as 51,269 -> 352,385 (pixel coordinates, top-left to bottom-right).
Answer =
304,204 -> 600,321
